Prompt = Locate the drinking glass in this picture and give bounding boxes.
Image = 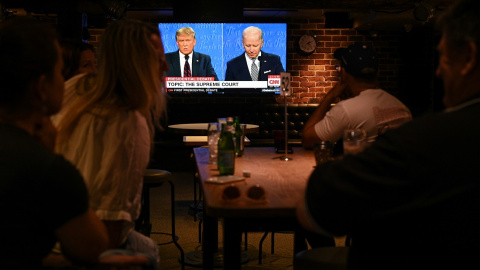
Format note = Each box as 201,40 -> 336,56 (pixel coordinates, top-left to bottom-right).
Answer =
314,141 -> 334,165
208,122 -> 222,164
236,124 -> 246,157
343,128 -> 367,155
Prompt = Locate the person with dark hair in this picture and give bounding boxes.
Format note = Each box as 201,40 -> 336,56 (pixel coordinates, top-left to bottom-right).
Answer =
296,0 -> 480,269
0,17 -> 109,269
302,42 -> 412,149
61,40 -> 97,81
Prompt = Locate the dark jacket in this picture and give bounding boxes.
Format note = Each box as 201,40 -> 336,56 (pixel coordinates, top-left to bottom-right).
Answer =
165,50 -> 218,80
225,51 -> 284,81
306,101 -> 480,269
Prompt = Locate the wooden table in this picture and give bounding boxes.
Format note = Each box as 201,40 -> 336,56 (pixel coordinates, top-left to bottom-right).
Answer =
168,123 -> 259,136
193,147 -> 316,270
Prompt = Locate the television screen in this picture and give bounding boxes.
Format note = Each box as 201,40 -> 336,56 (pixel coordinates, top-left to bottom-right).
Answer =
158,22 -> 287,95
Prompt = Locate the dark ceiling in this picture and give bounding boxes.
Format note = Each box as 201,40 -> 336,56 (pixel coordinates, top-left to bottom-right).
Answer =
126,0 -> 457,31
1,0 -> 457,31
125,0 -> 455,11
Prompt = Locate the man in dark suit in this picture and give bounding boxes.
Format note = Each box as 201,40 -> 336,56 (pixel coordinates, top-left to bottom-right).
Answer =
165,27 -> 218,80
225,26 -> 285,81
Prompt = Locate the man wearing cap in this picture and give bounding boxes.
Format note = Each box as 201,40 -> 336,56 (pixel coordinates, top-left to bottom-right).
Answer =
302,42 -> 412,149
296,1 -> 480,268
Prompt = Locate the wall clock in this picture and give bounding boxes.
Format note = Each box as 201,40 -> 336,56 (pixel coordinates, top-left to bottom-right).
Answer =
297,34 -> 317,56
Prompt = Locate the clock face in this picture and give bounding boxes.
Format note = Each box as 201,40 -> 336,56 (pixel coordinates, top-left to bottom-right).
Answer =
299,35 -> 317,54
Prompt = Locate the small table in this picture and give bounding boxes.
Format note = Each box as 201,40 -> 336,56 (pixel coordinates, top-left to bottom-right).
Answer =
168,123 -> 259,136
194,147 -> 316,270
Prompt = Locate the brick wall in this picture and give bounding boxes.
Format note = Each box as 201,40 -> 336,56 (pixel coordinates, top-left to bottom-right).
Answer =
85,17 -> 439,116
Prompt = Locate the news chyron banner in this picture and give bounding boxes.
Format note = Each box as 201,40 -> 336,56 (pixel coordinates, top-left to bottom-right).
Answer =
165,75 -> 281,94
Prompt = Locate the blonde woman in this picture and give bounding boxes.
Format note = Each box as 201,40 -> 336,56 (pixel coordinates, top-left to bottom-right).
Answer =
55,19 -> 169,262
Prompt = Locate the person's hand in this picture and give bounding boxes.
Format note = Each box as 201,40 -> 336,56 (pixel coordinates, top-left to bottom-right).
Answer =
33,116 -> 57,151
326,82 -> 350,103
42,253 -> 74,269
337,83 -> 354,101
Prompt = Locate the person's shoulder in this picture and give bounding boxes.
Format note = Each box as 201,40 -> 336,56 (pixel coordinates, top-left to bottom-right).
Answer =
0,124 -> 39,153
363,89 -> 409,105
359,89 -> 391,100
165,50 -> 178,56
94,110 -> 149,141
115,109 -> 146,123
227,54 -> 244,63
0,124 -> 76,172
261,51 -> 281,59
164,51 -> 178,59
194,51 -> 212,60
194,51 -> 208,57
365,88 -> 393,96
335,95 -> 361,107
120,110 -> 148,130
117,111 -> 150,143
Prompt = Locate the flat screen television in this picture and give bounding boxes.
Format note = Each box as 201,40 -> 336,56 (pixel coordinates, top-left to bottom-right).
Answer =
158,22 -> 287,95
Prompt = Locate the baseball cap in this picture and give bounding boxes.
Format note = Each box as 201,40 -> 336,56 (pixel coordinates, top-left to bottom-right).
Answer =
334,42 -> 378,77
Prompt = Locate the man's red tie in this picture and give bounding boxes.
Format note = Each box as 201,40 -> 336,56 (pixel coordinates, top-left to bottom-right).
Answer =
184,55 -> 191,77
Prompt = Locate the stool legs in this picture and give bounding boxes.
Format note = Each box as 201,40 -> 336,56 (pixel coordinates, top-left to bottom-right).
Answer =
138,177 -> 185,270
135,185 -> 152,236
168,181 -> 185,270
193,171 -> 198,222
258,231 -> 276,264
258,232 -> 269,264
149,180 -> 185,270
192,172 -> 203,222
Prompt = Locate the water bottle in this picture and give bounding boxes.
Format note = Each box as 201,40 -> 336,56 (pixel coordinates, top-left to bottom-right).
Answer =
217,122 -> 235,175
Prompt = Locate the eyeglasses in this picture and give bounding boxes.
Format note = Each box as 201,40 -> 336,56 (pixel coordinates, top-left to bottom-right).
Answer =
222,184 -> 266,202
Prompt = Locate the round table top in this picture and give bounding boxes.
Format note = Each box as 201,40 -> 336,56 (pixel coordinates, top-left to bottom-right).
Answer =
168,123 -> 259,136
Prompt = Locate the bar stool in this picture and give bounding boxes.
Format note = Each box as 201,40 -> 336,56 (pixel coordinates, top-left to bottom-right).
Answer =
135,169 -> 185,270
258,231 -> 296,264
258,231 -> 274,264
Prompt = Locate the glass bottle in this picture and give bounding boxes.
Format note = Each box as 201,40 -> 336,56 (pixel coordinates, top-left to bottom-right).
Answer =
234,116 -> 244,157
227,116 -> 236,153
217,123 -> 235,175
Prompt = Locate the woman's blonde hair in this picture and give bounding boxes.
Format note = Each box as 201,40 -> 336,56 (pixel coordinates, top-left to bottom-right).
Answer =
57,19 -> 167,145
